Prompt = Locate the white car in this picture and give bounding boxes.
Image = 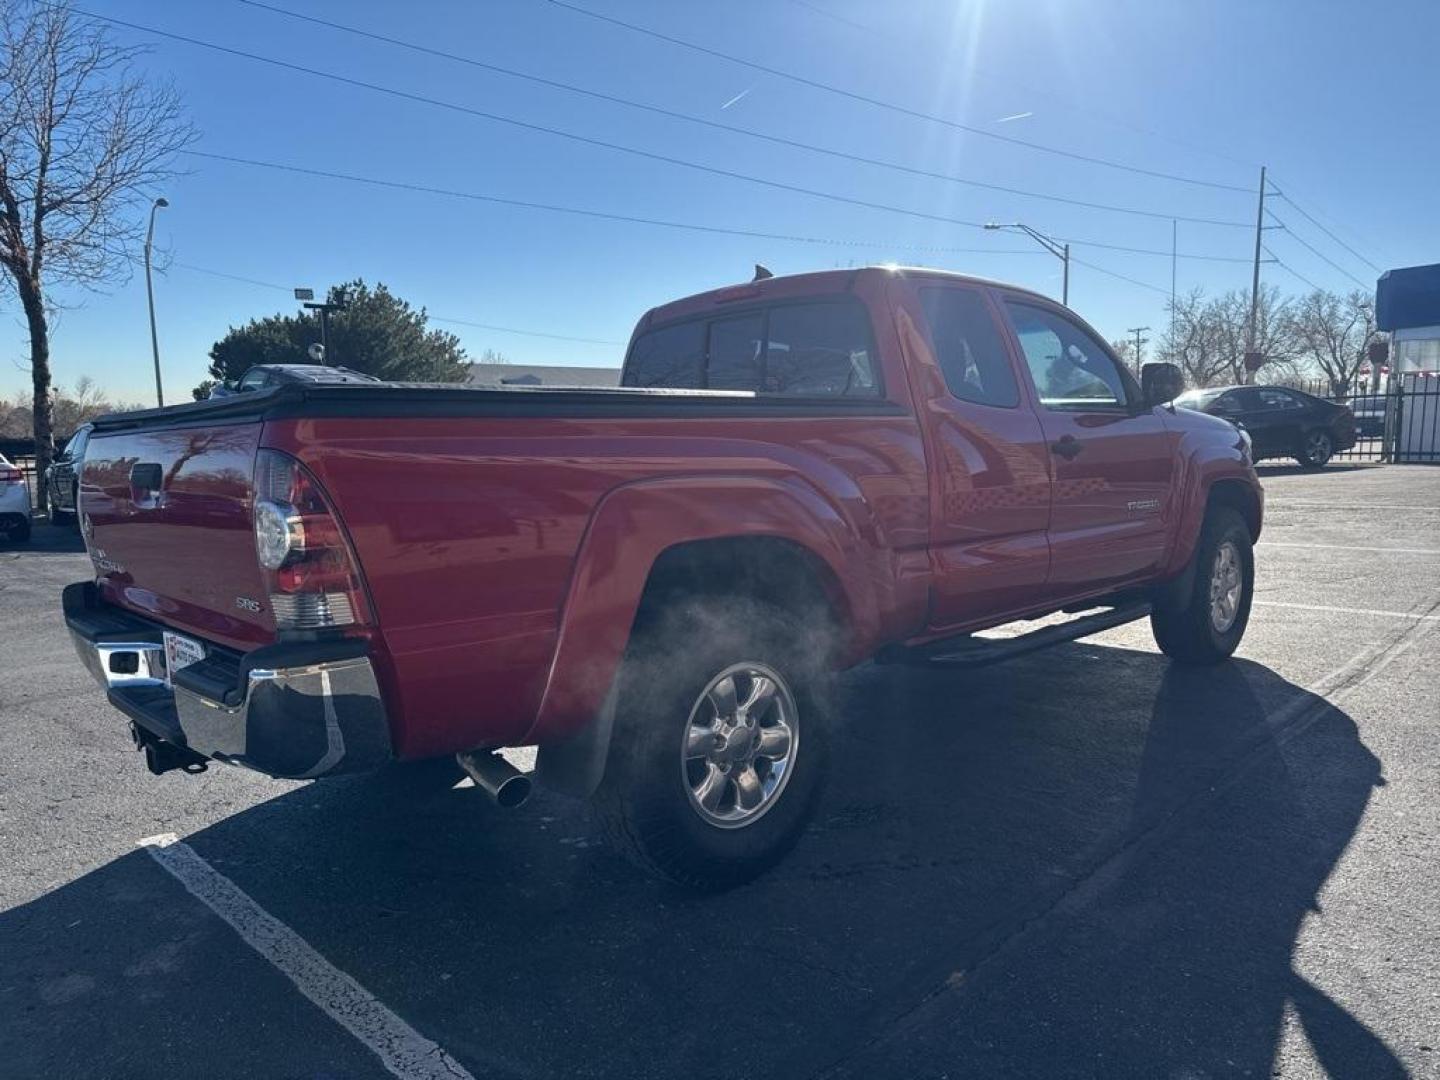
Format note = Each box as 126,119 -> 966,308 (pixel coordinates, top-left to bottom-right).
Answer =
1,453 -> 32,544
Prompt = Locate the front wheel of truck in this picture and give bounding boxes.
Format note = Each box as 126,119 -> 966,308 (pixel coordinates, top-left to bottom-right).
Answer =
594,598 -> 826,890
1151,506 -> 1254,665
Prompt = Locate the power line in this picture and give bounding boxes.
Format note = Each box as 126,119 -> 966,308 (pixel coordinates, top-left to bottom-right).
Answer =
68,8 -> 1259,263
185,148 -> 1211,301
1266,212 -> 1370,290
543,0 -> 1254,194
232,0 -> 1248,228
1267,179 -> 1385,274
783,0 -> 1261,173
1068,256 -> 1171,296
56,9 -> 1031,239
168,261 -> 627,345
183,147 -> 1255,265
181,149 -> 1041,255
1262,246 -> 1321,292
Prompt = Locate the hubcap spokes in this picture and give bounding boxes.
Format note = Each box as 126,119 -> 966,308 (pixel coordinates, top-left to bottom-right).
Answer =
1209,540 -> 1243,632
682,663 -> 798,829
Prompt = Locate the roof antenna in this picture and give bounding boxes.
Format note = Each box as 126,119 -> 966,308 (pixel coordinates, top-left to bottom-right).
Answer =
753,263 -> 773,281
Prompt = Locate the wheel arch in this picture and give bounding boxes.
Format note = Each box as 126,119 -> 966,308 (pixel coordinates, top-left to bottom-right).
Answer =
530,474 -> 881,797
1206,477 -> 1262,543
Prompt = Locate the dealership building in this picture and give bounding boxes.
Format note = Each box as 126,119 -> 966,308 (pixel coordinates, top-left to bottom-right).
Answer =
1377,263 -> 1440,374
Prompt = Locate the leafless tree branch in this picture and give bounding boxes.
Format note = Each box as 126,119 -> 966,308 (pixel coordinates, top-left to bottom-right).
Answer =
0,0 -> 194,507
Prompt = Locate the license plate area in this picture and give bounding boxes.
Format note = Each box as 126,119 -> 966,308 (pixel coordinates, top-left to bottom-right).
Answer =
162,630 -> 206,688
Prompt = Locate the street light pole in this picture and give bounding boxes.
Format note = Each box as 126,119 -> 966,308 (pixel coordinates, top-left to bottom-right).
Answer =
144,197 -> 169,407
986,222 -> 1070,305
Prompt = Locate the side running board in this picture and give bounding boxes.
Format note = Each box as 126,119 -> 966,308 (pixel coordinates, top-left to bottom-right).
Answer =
880,603 -> 1152,669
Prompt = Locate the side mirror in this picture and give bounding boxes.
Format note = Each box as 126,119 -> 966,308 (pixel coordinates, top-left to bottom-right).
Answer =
1141,362 -> 1185,408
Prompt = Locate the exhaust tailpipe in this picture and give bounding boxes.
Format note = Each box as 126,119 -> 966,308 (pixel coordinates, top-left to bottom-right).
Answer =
456,750 -> 532,809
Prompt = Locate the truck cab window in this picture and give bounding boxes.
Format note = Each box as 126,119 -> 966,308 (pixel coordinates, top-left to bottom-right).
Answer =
919,288 -> 1019,407
623,321 -> 706,388
1006,303 -> 1129,410
763,302 -> 878,396
239,368 -> 271,392
707,313 -> 765,390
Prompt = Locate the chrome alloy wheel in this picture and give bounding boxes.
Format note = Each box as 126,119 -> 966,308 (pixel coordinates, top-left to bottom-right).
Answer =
681,662 -> 799,829
1209,540 -> 1243,633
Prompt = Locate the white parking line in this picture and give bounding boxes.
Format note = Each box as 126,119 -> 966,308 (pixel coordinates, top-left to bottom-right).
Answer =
139,834 -> 474,1080
1260,542 -> 1440,555
1253,600 -> 1440,621
1265,502 -> 1440,512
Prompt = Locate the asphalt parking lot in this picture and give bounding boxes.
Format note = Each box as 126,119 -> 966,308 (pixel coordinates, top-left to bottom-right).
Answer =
2,465 -> 1437,1080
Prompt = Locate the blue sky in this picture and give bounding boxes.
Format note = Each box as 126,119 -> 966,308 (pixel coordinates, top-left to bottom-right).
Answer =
6,0 -> 1436,403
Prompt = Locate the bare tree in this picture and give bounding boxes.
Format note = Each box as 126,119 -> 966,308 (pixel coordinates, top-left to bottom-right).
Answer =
1158,285 -> 1299,388
1108,337 -> 1138,376
1158,288 -> 1228,388
0,2 -> 192,508
1287,289 -> 1379,398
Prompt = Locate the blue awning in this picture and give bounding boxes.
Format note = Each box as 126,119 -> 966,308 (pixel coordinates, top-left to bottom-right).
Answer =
1377,263 -> 1440,331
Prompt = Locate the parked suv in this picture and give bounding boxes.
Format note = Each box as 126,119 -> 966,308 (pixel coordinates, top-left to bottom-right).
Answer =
45,423 -> 92,528
63,266 -> 1262,888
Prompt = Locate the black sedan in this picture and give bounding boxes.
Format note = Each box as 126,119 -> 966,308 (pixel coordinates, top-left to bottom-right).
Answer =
1175,385 -> 1356,468
45,423 -> 92,527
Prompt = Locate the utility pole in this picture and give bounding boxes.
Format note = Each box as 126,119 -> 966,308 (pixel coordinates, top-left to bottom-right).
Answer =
1127,326 -> 1150,375
1244,166 -> 1267,383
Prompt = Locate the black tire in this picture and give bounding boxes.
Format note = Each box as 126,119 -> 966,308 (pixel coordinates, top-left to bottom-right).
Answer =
49,507 -> 74,528
1297,429 -> 1333,469
1151,506 -> 1253,666
9,518 -> 31,544
594,597 -> 828,890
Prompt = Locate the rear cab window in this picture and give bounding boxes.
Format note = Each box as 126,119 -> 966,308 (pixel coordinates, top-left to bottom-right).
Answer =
622,297 -> 880,397
918,287 -> 1019,408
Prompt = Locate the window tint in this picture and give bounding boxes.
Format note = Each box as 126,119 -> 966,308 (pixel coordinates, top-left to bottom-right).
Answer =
623,321 -> 706,388
919,288 -> 1018,407
1005,303 -> 1129,409
707,313 -> 765,390
239,368 -> 270,391
64,428 -> 90,458
764,302 -> 878,397
1209,391 -> 1243,414
1257,388 -> 1301,410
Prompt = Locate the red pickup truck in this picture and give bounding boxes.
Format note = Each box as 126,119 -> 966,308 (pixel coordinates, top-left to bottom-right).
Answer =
64,267 -> 1262,888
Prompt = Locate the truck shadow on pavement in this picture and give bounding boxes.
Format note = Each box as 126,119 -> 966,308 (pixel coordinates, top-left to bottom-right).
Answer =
0,643 -> 1405,1079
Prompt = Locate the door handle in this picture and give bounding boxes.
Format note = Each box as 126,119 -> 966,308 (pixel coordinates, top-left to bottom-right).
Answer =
1049,436 -> 1084,460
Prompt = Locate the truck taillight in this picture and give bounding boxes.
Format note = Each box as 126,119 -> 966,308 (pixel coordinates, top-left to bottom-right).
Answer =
252,449 -> 371,631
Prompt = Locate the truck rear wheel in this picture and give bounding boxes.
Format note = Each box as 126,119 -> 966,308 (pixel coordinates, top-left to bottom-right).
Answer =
594,598 -> 826,890
1150,506 -> 1254,665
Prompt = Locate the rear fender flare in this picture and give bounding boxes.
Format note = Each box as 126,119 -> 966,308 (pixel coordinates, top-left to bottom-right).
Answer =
530,474 -> 876,796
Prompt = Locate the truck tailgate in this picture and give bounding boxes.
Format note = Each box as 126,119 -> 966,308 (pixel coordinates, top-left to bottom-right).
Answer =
82,422 -> 276,650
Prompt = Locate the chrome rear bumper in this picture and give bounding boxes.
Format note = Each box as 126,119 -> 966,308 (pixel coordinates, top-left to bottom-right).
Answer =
63,582 -> 392,779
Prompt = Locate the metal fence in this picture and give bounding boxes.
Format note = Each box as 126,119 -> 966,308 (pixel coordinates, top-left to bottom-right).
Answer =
1282,376 -> 1440,464
1389,374 -> 1440,463
1282,379 -> 1385,463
